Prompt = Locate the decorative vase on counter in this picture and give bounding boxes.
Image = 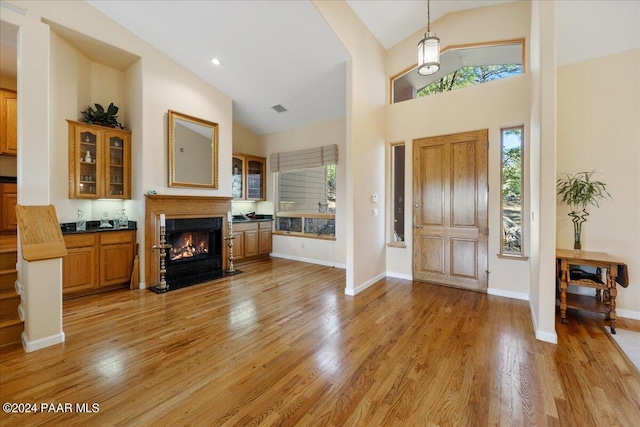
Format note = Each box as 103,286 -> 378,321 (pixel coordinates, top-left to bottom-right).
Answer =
76,209 -> 86,231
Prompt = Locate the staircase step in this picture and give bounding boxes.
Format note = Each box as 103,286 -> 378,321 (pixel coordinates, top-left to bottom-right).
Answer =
0,290 -> 20,322
0,269 -> 17,291
0,249 -> 17,271
0,317 -> 23,349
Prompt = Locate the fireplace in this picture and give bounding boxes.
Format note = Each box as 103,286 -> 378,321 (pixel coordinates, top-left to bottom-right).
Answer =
164,217 -> 223,289
144,195 -> 233,290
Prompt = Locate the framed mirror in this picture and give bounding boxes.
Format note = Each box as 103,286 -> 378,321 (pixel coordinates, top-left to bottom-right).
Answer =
168,110 -> 218,188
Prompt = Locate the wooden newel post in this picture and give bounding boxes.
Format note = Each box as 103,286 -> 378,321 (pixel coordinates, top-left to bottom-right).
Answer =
15,205 -> 68,352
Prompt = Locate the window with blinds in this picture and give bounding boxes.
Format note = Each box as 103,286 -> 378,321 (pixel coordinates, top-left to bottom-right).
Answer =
272,145 -> 338,239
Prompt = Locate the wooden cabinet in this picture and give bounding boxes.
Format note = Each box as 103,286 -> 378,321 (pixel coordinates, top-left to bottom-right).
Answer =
259,222 -> 272,254
62,234 -> 98,295
0,89 -> 17,156
232,153 -> 266,201
62,230 -> 135,298
232,221 -> 272,262
67,120 -> 131,199
0,183 -> 17,233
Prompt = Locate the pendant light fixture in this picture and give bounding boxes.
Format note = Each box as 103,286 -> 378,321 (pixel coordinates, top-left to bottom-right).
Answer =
417,0 -> 440,76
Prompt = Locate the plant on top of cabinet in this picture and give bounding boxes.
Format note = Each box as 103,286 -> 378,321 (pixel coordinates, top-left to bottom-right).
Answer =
68,120 -> 131,199
80,103 -> 124,129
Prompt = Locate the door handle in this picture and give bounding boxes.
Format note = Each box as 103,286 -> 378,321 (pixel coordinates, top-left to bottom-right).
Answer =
415,224 -> 422,229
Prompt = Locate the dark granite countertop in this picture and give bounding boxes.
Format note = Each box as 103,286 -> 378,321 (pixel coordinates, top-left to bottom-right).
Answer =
60,220 -> 137,234
0,176 -> 17,184
232,214 -> 273,224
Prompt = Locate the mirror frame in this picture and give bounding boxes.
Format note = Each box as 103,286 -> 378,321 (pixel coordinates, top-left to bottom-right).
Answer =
168,110 -> 219,188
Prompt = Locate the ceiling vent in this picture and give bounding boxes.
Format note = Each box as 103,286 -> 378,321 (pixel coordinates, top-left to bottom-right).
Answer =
271,104 -> 288,113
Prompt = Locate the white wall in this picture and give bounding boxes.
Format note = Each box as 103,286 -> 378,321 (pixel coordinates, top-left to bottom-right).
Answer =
315,0 -> 387,295
556,49 -> 640,317
555,0 -> 640,319
9,0 -> 234,289
385,1 -> 532,298
258,116 -> 347,267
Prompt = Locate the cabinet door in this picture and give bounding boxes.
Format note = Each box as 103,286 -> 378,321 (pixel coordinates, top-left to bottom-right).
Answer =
70,124 -> 101,198
100,232 -> 135,287
259,228 -> 272,254
0,90 -> 17,155
232,231 -> 244,260
244,229 -> 259,257
0,184 -> 17,232
246,156 -> 265,200
62,234 -> 98,295
232,155 -> 245,199
104,130 -> 131,199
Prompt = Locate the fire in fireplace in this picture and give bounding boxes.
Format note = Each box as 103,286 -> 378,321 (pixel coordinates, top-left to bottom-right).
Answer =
169,231 -> 210,261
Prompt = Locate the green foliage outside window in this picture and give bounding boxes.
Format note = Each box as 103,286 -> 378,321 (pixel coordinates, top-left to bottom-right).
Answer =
418,64 -> 522,97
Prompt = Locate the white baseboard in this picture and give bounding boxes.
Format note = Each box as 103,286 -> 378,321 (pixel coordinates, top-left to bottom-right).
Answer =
385,271 -> 413,281
22,331 -> 65,353
345,272 -> 386,296
528,301 -> 557,344
487,287 -> 529,301
269,252 -> 346,269
617,308 -> 640,320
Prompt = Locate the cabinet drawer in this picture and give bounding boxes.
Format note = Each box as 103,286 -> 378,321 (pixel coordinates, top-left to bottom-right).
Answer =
64,234 -> 97,249
100,230 -> 135,245
259,221 -> 272,230
233,222 -> 258,232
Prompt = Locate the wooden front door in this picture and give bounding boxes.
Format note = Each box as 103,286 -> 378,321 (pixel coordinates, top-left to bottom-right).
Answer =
413,130 -> 488,291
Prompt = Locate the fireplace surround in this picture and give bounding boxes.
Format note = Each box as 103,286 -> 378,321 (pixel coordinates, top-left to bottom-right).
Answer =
145,195 -> 232,290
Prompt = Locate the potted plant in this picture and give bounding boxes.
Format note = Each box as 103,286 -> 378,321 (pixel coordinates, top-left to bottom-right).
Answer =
556,170 -> 611,250
80,103 -> 124,129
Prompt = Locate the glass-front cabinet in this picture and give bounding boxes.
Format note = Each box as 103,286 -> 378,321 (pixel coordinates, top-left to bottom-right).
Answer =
232,155 -> 244,199
232,153 -> 265,201
68,120 -> 131,199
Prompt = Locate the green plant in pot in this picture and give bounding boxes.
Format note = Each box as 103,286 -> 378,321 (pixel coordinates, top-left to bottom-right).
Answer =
556,171 -> 611,250
80,102 -> 124,129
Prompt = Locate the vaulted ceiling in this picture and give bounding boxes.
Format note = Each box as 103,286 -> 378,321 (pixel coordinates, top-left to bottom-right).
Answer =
1,1 -> 514,135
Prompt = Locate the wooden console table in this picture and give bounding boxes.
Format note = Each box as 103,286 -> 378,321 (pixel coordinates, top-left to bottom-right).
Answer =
556,249 -> 629,334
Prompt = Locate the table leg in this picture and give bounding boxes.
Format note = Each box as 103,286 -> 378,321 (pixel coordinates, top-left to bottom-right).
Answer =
560,263 -> 568,324
608,265 -> 618,334
609,285 -> 617,334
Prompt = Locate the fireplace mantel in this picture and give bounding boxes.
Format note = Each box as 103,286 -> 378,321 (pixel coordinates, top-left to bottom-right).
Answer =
145,195 -> 232,287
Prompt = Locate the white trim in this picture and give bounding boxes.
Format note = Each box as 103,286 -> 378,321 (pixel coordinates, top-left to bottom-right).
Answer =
386,271 -> 413,281
535,329 -> 558,344
487,287 -> 529,301
269,252 -> 346,269
22,331 -> 65,353
617,308 -> 640,321
529,301 -> 557,344
139,281 -> 146,290
345,272 -> 386,296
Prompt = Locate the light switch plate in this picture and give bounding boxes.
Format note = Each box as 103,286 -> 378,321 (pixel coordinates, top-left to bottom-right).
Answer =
371,193 -> 378,203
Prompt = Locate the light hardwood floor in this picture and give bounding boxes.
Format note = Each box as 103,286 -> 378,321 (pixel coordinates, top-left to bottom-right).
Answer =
1,258 -> 639,426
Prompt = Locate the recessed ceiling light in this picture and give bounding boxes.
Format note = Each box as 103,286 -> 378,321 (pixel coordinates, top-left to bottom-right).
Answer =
211,58 -> 221,66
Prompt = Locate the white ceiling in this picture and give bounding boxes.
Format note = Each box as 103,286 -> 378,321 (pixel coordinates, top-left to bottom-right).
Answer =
1,1 -> 513,135
86,0 -> 512,136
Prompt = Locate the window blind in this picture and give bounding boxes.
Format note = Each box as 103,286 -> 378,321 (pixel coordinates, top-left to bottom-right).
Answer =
270,144 -> 338,172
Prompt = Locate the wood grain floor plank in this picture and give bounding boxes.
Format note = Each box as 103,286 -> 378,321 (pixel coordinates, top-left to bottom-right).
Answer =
1,258 -> 639,426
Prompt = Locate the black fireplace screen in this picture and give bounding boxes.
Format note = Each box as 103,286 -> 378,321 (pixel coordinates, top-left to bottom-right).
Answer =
163,217 -> 223,287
